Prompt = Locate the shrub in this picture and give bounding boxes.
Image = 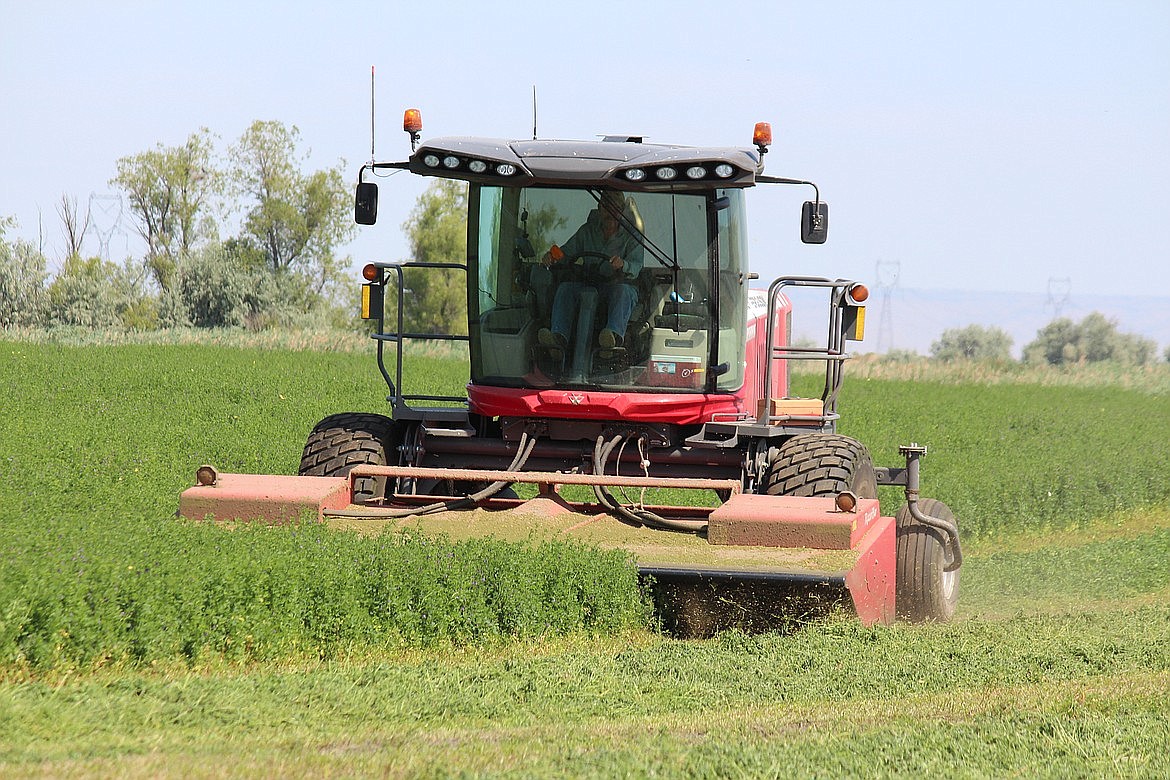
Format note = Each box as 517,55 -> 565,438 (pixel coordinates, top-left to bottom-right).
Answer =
0,229 -> 49,328
1024,312 -> 1157,366
162,244 -> 257,328
45,255 -> 142,328
930,324 -> 1013,362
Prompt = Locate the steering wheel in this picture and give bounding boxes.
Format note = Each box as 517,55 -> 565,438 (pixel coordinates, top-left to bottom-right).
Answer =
555,249 -> 615,285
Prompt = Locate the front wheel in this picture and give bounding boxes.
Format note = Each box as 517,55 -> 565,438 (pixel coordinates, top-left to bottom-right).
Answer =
895,498 -> 960,622
298,412 -> 400,503
761,434 -> 878,498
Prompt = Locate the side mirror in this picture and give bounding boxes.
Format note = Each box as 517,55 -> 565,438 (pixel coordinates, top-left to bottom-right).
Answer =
801,201 -> 829,244
355,181 -> 379,225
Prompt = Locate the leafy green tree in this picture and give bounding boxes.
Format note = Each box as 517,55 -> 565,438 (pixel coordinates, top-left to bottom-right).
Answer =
0,217 -> 49,327
229,120 -> 353,311
111,128 -> 222,291
400,179 -> 469,335
1024,312 -> 1157,365
930,324 -> 1013,361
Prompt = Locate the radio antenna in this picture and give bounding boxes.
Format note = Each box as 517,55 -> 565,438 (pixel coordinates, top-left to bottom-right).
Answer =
532,85 -> 538,140
370,65 -> 376,163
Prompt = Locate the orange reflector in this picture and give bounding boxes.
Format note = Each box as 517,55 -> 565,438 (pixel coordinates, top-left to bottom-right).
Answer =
403,108 -> 423,133
362,263 -> 380,282
196,464 -> 218,487
849,284 -> 869,303
753,122 -> 772,147
549,244 -> 565,262
835,491 -> 858,513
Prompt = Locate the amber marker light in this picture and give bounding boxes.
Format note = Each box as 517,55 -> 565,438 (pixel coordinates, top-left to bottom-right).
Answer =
849,283 -> 870,303
753,122 -> 773,149
403,108 -> 423,134
362,263 -> 380,282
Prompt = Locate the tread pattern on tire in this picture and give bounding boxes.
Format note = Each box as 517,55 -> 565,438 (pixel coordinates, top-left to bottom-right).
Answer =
895,498 -> 959,623
298,412 -> 399,501
762,434 -> 877,498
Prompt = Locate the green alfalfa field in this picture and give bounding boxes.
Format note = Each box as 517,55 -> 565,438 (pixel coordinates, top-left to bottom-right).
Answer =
1,338 -> 1168,778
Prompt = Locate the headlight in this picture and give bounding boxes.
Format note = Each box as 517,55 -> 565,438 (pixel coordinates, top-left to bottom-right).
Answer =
655,167 -> 677,180
624,168 -> 646,182
442,156 -> 460,169
423,154 -> 441,167
686,166 -> 707,179
468,160 -> 487,173
495,163 -> 517,176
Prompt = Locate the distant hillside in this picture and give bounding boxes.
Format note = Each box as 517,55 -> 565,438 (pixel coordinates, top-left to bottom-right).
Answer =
791,288 -> 1170,359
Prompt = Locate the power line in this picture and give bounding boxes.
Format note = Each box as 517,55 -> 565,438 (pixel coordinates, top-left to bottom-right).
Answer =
874,260 -> 901,352
1045,277 -> 1072,318
87,193 -> 125,261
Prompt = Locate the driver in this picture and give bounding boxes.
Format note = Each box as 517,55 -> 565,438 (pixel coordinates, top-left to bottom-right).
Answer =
537,190 -> 644,380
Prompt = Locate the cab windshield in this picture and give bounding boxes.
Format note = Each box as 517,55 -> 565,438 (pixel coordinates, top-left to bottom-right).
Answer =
468,185 -> 747,393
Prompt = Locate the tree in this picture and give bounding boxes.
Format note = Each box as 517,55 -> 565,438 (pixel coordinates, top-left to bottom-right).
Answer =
229,120 -> 353,309
0,217 -> 49,327
930,324 -> 1013,361
56,194 -> 91,259
1023,312 -> 1157,365
112,128 -> 221,290
401,179 -> 469,335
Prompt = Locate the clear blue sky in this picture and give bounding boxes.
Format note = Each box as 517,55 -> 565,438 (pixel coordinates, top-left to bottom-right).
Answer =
2,0 -> 1168,300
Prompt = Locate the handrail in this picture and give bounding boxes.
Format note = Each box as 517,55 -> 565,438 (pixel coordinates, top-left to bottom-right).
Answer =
760,277 -> 857,427
371,260 -> 471,417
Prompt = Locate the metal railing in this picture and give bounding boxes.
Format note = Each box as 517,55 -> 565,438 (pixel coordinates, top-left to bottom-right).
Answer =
760,276 -> 859,425
370,260 -> 470,420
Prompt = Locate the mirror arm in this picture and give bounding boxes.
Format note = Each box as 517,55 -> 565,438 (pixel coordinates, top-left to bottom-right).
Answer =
755,175 -> 821,206
358,160 -> 411,183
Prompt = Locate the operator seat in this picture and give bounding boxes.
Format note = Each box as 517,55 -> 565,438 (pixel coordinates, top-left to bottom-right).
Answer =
535,196 -> 647,374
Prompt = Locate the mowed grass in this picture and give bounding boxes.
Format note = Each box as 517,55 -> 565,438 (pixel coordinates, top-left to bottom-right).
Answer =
1,339 -> 1169,777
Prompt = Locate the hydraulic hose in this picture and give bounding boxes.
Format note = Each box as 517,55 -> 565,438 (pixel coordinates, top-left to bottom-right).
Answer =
592,434 -> 708,534
354,430 -> 537,519
907,498 -> 963,572
900,444 -> 962,572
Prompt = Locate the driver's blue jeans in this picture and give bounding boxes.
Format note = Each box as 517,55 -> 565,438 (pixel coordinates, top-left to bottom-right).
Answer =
551,281 -> 637,376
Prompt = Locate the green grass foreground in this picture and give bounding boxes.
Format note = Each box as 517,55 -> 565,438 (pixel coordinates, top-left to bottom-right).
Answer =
1,339 -> 1169,777
0,343 -> 646,672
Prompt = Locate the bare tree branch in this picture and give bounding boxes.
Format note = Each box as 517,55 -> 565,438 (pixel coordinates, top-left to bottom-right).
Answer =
56,193 -> 91,259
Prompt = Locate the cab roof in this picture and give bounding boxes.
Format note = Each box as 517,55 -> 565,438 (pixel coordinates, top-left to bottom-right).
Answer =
405,136 -> 765,191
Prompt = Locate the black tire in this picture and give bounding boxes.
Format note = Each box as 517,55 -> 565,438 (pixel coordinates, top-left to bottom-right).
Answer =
895,498 -> 960,623
299,412 -> 400,502
761,434 -> 878,498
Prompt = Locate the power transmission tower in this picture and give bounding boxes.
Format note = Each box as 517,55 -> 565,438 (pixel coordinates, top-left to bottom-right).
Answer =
874,260 -> 901,352
1045,277 -> 1072,318
88,193 -> 125,261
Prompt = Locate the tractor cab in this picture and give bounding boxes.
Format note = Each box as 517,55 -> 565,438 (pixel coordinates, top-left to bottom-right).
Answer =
471,182 -> 747,394
355,116 -> 833,428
